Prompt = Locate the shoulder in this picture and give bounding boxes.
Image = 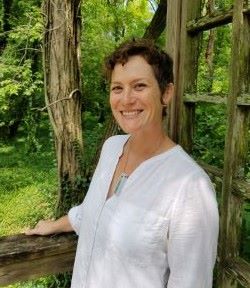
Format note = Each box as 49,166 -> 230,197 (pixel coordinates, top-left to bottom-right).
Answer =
167,145 -> 207,179
102,134 -> 129,151
166,146 -> 215,197
169,149 -> 218,221
98,134 -> 129,162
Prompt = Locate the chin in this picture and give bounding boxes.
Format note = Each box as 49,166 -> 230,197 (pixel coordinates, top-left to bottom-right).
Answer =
119,125 -> 143,135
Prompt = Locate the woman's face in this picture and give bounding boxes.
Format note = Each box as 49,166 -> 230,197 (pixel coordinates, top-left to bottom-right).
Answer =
110,55 -> 170,135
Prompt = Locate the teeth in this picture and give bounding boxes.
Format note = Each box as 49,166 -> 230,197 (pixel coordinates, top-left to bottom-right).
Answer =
122,110 -> 141,116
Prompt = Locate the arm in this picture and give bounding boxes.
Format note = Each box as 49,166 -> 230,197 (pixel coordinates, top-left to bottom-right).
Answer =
25,137 -> 111,237
25,215 -> 73,236
167,172 -> 219,288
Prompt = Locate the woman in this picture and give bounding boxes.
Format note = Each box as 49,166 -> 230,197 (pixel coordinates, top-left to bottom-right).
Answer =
26,39 -> 219,288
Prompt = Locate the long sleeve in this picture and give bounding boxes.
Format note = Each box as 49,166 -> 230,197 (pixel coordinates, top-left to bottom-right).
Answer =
68,203 -> 83,235
167,171 -> 219,288
67,138 -> 109,235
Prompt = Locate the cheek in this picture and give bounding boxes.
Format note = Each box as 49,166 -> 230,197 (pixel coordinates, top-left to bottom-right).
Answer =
147,95 -> 160,110
109,95 -> 119,113
109,95 -> 115,108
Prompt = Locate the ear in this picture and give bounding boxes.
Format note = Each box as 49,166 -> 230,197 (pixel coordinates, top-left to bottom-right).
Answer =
161,83 -> 174,105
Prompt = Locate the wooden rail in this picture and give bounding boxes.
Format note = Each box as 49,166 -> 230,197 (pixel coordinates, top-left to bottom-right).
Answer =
0,233 -> 77,286
184,93 -> 250,106
1,222 -> 250,287
187,9 -> 233,33
186,8 -> 250,33
200,162 -> 250,201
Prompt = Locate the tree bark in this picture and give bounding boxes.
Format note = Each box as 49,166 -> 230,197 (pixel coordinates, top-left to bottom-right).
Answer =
143,0 -> 167,39
205,0 -> 215,92
0,0 -> 13,53
205,29 -> 215,91
42,0 -> 83,216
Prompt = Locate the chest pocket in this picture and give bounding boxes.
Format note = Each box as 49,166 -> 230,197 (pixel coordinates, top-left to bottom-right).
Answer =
107,201 -> 169,267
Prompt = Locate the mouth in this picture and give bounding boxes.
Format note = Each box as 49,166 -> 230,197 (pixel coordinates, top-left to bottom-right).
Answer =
120,110 -> 143,117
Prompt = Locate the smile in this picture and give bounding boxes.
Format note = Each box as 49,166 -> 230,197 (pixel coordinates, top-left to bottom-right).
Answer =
121,110 -> 143,117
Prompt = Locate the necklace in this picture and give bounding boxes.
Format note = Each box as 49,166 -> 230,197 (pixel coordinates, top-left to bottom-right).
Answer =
114,136 -> 165,195
113,139 -> 131,195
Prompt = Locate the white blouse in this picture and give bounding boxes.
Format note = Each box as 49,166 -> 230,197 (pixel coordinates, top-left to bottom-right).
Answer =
68,135 -> 219,288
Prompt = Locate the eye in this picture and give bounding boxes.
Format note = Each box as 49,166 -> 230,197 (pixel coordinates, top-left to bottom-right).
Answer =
111,86 -> 123,93
134,83 -> 147,91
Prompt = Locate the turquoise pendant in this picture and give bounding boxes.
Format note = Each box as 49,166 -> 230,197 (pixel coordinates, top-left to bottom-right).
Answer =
114,173 -> 128,195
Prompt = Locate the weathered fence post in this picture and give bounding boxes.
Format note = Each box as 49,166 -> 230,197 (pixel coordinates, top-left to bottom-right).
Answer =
166,0 -> 202,152
218,0 -> 250,286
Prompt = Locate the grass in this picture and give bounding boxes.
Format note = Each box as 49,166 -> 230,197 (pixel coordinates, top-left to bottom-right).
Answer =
0,132 -> 60,288
0,136 -> 57,236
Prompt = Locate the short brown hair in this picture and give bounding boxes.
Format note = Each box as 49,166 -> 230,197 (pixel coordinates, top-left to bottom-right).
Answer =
104,38 -> 174,94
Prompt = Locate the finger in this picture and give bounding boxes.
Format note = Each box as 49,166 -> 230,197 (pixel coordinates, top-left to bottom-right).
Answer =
24,228 -> 39,235
24,228 -> 34,235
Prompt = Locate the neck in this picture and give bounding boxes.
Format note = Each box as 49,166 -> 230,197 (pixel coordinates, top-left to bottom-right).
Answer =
128,125 -> 172,157
121,125 -> 176,176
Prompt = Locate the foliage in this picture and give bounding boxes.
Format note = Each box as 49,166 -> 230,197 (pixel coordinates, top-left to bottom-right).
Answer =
82,111 -> 104,166
193,104 -> 226,168
197,24 -> 231,93
0,0 -> 154,151
6,272 -> 72,288
0,2 -> 43,140
241,202 -> 250,262
214,0 -> 233,9
194,21 -> 232,168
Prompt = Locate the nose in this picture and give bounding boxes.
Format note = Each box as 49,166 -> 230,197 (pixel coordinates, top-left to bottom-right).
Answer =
122,87 -> 136,105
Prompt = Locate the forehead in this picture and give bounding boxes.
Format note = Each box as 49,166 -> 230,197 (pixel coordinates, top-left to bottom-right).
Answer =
111,55 -> 155,82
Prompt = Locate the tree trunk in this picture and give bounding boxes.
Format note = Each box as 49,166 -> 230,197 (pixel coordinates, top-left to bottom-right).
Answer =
42,0 -> 83,216
205,29 -> 215,91
143,0 -> 167,40
205,0 -> 215,92
0,0 -> 13,53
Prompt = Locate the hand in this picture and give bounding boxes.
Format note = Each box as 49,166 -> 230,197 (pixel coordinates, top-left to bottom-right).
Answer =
24,219 -> 57,236
24,215 -> 73,236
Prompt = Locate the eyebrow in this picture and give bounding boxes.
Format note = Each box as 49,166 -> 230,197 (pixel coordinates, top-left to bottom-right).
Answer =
110,81 -> 122,85
111,78 -> 148,85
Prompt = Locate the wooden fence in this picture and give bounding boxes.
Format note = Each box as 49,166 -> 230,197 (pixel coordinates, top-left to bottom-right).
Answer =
0,234 -> 77,286
166,0 -> 250,287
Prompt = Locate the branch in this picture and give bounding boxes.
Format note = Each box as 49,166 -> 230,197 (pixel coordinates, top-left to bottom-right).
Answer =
32,89 -> 81,112
143,0 -> 167,40
148,0 -> 157,12
17,48 -> 42,52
